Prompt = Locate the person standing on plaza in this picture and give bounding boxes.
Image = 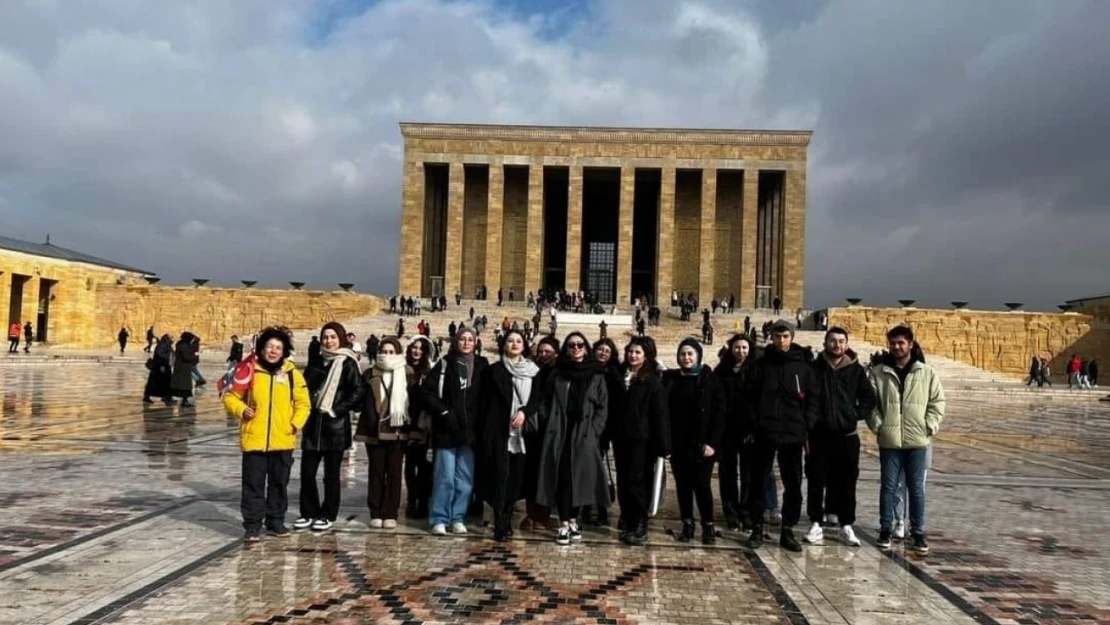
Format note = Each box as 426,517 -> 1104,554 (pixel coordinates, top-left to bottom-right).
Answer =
356,337 -> 413,529
404,336 -> 437,519
519,335 -> 560,531
612,336 -> 670,546
870,325 -> 945,555
23,321 -> 32,352
714,334 -> 754,531
476,329 -> 540,541
227,336 -> 244,368
294,322 -> 365,533
222,328 -> 311,542
803,327 -> 876,547
663,339 -> 725,545
8,321 -> 20,353
534,332 -> 609,546
745,321 -> 819,552
170,331 -> 199,407
118,326 -> 130,354
1090,359 -> 1100,387
418,327 -> 489,535
143,334 -> 175,405
584,336 -> 622,527
145,326 -> 155,353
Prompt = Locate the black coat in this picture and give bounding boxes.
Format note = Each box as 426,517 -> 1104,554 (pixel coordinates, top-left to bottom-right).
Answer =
612,369 -> 671,457
475,363 -> 541,505
713,359 -> 753,442
663,368 -> 727,456
144,343 -> 173,398
417,354 -> 490,449
745,344 -> 820,444
302,356 -> 365,452
810,352 -> 877,437
535,370 -> 609,509
169,340 -> 197,396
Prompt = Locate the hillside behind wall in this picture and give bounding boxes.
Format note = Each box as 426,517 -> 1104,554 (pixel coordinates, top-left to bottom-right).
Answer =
826,306 -> 1110,377
89,285 -> 383,349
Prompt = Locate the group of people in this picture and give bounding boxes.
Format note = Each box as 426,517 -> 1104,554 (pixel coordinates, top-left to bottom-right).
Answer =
217,317 -> 944,556
7,321 -> 32,353
142,332 -> 206,406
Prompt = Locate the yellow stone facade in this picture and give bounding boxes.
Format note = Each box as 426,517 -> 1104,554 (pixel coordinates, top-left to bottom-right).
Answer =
398,123 -> 811,308
827,306 -> 1110,377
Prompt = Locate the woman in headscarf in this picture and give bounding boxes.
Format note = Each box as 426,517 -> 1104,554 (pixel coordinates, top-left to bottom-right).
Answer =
714,334 -> 754,531
477,329 -> 540,541
663,338 -> 726,545
169,331 -> 199,407
355,337 -> 412,529
404,335 -> 437,519
294,322 -> 365,533
143,334 -> 175,405
519,335 -> 561,532
534,331 -> 609,546
416,327 -> 489,536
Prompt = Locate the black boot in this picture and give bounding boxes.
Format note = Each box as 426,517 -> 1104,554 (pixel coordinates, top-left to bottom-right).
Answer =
780,527 -> 802,552
625,520 -> 648,546
747,524 -> 764,549
702,523 -> 716,546
678,519 -> 695,542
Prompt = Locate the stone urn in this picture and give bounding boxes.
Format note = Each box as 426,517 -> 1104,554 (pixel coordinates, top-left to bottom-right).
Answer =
289,281 -> 305,290
143,276 -> 161,285
192,279 -> 209,287
1004,302 -> 1023,311
338,283 -> 355,292
951,301 -> 968,309
846,298 -> 862,306
241,280 -> 257,288
898,299 -> 916,308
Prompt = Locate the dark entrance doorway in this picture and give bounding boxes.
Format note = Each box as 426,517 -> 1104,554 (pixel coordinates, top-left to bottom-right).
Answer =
543,167 -> 569,291
631,169 -> 661,303
8,274 -> 29,329
36,279 -> 56,343
586,242 -> 616,304
581,168 -> 619,303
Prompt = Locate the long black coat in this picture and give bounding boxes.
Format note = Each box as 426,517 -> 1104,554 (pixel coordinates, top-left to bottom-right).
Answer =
416,354 -> 490,449
144,342 -> 173,398
302,356 -> 365,452
534,371 -> 609,509
475,363 -> 541,505
169,340 -> 197,397
662,368 -> 727,457
611,370 -> 671,457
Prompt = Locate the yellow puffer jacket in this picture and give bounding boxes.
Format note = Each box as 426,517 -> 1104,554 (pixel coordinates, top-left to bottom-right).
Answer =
223,360 -> 311,452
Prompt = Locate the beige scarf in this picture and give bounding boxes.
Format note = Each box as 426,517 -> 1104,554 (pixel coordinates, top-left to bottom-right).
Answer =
317,348 -> 359,418
375,354 -> 409,427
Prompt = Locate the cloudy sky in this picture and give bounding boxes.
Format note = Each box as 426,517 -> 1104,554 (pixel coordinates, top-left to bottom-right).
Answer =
1,0 -> 1106,310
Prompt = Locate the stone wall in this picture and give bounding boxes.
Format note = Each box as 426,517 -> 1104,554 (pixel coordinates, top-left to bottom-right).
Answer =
92,286 -> 382,349
827,306 -> 1110,376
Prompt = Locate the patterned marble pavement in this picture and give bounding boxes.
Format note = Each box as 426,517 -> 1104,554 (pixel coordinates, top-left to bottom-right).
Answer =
1,361 -> 1110,624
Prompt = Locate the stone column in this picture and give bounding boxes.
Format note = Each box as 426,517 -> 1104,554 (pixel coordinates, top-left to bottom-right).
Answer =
485,159 -> 504,295
398,159 -> 425,295
565,164 -> 583,291
782,167 -> 807,309
739,169 -> 759,308
698,168 -> 717,308
444,161 -> 465,297
617,166 -> 635,305
525,163 -> 544,293
655,166 -> 676,304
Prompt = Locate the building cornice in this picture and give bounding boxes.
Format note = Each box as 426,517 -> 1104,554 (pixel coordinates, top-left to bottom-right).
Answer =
400,122 -> 812,147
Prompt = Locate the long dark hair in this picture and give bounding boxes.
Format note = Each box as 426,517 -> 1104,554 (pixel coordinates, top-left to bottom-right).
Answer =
319,322 -> 351,348
593,337 -> 621,370
558,331 -> 594,364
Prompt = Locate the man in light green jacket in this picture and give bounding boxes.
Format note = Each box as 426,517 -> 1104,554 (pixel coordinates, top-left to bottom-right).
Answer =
868,325 -> 945,555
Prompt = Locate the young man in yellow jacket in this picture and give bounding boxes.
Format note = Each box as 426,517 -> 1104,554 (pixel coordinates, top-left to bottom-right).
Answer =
223,328 -> 311,542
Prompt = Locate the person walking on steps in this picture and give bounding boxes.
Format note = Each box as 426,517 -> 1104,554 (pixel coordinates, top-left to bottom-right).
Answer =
663,339 -> 726,545
294,322 -> 365,533
802,327 -> 876,548
745,321 -> 819,552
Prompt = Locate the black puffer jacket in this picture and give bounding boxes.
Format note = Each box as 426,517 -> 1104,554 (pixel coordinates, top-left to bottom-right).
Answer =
612,368 -> 671,456
713,357 -> 753,441
811,351 -> 877,436
746,344 -> 820,444
302,356 -> 366,452
417,354 -> 489,449
662,368 -> 727,456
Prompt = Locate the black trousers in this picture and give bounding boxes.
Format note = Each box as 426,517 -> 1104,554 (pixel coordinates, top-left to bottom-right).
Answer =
748,439 -> 804,528
493,452 -> 526,531
241,451 -> 294,531
556,434 -> 579,522
8,338 -> 18,352
671,453 -> 715,523
367,441 -> 405,520
718,434 -> 752,523
614,438 -> 653,528
299,449 -> 343,521
805,434 -> 861,526
405,442 -> 432,504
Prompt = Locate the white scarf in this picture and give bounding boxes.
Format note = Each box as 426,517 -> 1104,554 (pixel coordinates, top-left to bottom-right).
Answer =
317,348 -> 359,418
375,354 -> 409,427
502,356 -> 539,454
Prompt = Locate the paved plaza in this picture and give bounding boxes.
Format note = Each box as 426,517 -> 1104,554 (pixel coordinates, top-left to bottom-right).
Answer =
1,361 -> 1110,624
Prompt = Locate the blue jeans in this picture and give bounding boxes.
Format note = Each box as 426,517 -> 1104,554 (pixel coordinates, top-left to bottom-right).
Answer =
430,445 -> 475,526
880,448 -> 929,535
765,472 -> 778,512
894,445 -> 932,521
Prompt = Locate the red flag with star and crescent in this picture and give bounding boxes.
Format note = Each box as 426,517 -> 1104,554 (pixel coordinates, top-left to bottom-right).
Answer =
218,353 -> 256,397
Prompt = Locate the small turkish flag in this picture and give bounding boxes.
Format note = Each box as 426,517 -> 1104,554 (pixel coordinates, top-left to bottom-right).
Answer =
218,354 -> 256,396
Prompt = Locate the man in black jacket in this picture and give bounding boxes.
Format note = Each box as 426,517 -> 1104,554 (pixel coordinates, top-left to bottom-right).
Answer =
745,321 -> 820,551
803,327 -> 877,547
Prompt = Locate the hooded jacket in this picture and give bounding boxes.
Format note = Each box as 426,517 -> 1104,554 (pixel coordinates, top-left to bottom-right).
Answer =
868,353 -> 945,449
811,349 -> 877,437
745,343 -> 820,444
223,359 -> 312,452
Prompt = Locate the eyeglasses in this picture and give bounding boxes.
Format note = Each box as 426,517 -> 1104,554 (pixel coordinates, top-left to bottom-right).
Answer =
566,342 -> 586,349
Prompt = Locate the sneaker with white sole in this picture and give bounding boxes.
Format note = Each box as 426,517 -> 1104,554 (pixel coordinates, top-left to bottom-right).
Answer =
450,522 -> 468,535
893,520 -> 906,540
369,518 -> 383,529
292,517 -> 313,531
311,519 -> 333,532
803,522 -> 824,544
876,529 -> 893,550
555,526 -> 571,545
569,521 -> 583,542
383,519 -> 397,529
431,523 -> 448,536
840,525 -> 861,547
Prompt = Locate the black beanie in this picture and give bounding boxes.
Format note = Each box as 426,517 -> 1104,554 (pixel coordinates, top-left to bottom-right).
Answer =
677,337 -> 703,367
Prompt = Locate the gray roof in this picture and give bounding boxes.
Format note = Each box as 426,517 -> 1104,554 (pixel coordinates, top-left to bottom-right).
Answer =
1065,293 -> 1110,304
0,235 -> 151,275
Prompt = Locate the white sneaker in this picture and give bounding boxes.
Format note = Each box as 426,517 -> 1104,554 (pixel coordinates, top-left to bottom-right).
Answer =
369,518 -> 383,529
893,520 -> 906,540
383,519 -> 397,529
431,523 -> 448,536
450,522 -> 468,535
311,518 -> 333,532
292,517 -> 313,531
840,525 -> 861,547
803,522 -> 824,544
